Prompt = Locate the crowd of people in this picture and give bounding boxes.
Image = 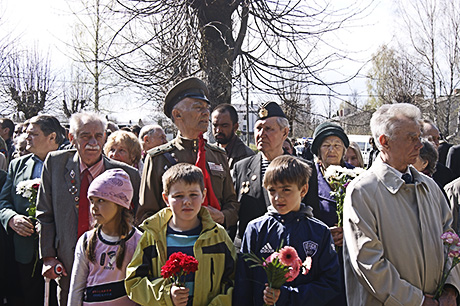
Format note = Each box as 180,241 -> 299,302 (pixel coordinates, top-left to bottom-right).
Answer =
0,76 -> 459,306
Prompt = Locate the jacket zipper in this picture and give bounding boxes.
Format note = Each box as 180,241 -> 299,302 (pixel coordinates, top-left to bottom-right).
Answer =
210,258 -> 214,292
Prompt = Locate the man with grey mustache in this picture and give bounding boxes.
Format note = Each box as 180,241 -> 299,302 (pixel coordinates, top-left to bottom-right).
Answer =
36,112 -> 141,305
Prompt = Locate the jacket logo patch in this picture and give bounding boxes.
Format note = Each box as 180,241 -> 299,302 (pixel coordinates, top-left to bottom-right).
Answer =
260,242 -> 275,254
303,241 -> 318,257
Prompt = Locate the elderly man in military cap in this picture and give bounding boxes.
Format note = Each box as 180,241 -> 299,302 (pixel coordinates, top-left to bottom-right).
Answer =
232,102 -> 319,245
137,77 -> 239,230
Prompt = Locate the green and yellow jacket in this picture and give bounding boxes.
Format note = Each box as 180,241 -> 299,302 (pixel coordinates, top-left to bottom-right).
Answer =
125,207 -> 236,306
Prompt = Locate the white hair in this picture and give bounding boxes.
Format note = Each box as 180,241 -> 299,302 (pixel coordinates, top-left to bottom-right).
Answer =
139,125 -> 164,144
370,103 -> 421,150
69,112 -> 107,136
276,117 -> 289,130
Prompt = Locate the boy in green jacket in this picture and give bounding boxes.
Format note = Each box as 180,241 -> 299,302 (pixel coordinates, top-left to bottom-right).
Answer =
125,163 -> 236,306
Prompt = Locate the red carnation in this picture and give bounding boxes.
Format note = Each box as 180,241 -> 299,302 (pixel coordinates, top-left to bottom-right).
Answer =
32,183 -> 40,190
161,252 -> 199,286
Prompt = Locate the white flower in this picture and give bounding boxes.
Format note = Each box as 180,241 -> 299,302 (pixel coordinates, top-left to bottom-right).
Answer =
324,165 -> 347,180
16,178 -> 41,197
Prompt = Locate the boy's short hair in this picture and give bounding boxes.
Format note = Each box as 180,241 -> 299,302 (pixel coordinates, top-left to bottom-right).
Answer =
263,155 -> 312,189
162,163 -> 205,195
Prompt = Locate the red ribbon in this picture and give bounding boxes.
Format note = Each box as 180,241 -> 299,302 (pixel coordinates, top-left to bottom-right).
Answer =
195,133 -> 221,210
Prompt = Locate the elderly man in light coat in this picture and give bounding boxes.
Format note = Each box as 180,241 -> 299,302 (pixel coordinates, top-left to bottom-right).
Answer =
343,103 -> 460,306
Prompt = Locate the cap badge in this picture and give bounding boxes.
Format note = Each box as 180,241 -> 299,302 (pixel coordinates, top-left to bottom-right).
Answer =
259,107 -> 268,118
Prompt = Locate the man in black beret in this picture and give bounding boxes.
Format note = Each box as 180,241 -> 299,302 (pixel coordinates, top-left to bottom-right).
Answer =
232,102 -> 319,246
136,77 -> 239,231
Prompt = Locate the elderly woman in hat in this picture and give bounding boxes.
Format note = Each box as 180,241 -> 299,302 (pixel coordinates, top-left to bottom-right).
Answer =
311,121 -> 351,306
311,122 -> 352,245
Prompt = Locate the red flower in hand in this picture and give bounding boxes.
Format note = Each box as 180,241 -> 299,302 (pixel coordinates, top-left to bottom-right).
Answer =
161,252 -> 199,286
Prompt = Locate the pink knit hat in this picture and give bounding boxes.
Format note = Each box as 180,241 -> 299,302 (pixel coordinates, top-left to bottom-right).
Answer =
87,169 -> 133,209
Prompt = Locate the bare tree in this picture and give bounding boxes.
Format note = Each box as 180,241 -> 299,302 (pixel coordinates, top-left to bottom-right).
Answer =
277,78 -> 314,138
62,67 -> 92,117
397,0 -> 460,136
67,0 -> 122,111
106,0 -> 371,109
1,48 -> 54,119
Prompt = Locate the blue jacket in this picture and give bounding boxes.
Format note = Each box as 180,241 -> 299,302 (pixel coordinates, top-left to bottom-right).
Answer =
233,204 -> 341,306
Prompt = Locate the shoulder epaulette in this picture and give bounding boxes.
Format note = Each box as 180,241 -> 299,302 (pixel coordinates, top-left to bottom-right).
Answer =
205,142 -> 226,154
148,142 -> 175,158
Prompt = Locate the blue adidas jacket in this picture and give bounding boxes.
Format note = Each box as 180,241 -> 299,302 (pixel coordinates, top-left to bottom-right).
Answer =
233,204 -> 341,306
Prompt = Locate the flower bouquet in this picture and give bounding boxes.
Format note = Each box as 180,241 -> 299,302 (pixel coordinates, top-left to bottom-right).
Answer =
16,178 -> 41,222
323,166 -> 365,227
433,231 -> 460,300
244,246 -> 312,305
161,252 -> 199,287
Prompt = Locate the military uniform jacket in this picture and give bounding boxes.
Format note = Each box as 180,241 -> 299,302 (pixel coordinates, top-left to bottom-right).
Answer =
136,135 -> 239,227
233,152 -> 319,240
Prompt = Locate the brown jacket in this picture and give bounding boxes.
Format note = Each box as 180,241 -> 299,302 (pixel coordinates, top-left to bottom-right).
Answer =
136,135 -> 239,227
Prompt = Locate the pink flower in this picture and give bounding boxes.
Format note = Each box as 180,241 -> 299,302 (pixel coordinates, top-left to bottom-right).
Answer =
441,231 -> 459,245
285,258 -> 302,282
265,252 -> 279,264
278,246 -> 299,266
448,250 -> 460,258
302,257 -> 312,275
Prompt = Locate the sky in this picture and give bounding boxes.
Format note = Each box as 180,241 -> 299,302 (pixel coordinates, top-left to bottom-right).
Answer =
0,0 -> 400,124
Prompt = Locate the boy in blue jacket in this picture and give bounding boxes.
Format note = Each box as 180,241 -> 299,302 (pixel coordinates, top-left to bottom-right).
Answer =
233,155 -> 341,305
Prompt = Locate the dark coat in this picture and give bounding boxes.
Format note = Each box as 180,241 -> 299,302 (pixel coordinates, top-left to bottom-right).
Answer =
233,204 -> 341,306
0,154 -> 38,263
447,144 -> 460,179
232,152 -> 319,240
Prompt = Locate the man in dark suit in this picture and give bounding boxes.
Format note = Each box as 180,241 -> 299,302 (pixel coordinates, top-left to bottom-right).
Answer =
211,103 -> 255,170
0,115 -> 65,305
233,102 -> 319,246
421,119 -> 454,188
37,112 -> 141,306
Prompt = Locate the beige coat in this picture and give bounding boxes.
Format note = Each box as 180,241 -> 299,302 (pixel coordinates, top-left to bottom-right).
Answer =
444,177 -> 460,234
343,158 -> 460,306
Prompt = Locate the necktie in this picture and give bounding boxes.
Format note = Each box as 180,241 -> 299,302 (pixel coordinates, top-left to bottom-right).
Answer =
402,173 -> 413,184
195,133 -> 221,210
78,169 -> 90,238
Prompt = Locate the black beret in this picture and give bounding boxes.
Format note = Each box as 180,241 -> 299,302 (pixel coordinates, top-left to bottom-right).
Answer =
257,102 -> 287,120
311,121 -> 349,155
164,77 -> 210,118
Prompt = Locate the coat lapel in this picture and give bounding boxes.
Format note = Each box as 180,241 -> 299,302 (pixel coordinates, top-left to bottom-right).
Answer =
16,155 -> 35,181
64,152 -> 80,213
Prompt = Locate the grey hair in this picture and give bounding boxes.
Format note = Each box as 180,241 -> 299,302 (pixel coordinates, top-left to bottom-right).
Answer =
276,117 -> 289,130
370,103 -> 421,150
139,125 -> 163,144
69,112 -> 108,136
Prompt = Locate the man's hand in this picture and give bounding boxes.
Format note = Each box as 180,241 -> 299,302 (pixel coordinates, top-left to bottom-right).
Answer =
205,206 -> 225,225
330,226 -> 343,247
422,294 -> 439,306
8,215 -> 34,237
42,257 -> 67,279
171,285 -> 189,306
263,284 -> 280,305
438,286 -> 457,306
